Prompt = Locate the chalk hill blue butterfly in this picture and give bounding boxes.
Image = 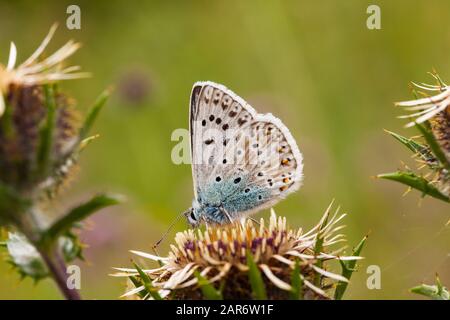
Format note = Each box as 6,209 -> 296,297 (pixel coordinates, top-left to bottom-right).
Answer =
185,81 -> 303,227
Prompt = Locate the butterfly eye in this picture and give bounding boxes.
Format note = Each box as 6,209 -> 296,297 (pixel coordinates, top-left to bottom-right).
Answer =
190,211 -> 197,221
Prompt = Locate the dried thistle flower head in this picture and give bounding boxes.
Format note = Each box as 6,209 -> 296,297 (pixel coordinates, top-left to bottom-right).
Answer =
0,84 -> 80,190
391,72 -> 450,200
0,24 -> 87,192
396,74 -> 450,163
431,108 -> 450,197
429,109 -> 450,165
0,23 -> 89,117
113,204 -> 363,300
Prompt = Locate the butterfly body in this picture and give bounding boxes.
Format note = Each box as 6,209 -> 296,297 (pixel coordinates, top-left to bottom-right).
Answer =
186,81 -> 303,227
189,174 -> 272,226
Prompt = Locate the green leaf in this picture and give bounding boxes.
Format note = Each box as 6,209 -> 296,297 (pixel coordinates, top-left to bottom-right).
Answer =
289,259 -> 304,300
385,130 -> 436,166
194,270 -> 223,300
42,194 -> 121,246
411,275 -> 449,300
133,262 -> 162,300
128,276 -> 147,299
37,85 -> 57,177
79,89 -> 111,140
59,232 -> 84,262
6,232 -> 49,280
377,171 -> 450,202
246,250 -> 267,300
334,235 -> 367,300
415,123 -> 450,170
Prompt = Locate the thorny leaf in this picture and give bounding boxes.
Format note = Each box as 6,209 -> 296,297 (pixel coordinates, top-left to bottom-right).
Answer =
246,250 -> 267,300
289,259 -> 304,300
194,270 -> 223,300
334,235 -> 367,300
385,130 -> 437,167
6,232 -> 48,280
411,275 -> 449,300
133,262 -> 162,300
377,171 -> 450,202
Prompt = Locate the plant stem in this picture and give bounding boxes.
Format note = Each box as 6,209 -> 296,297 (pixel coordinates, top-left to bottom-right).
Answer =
38,246 -> 82,300
20,211 -> 82,300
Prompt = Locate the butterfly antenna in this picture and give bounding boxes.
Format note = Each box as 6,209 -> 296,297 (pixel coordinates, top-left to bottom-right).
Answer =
249,217 -> 261,226
152,208 -> 190,255
248,216 -> 269,234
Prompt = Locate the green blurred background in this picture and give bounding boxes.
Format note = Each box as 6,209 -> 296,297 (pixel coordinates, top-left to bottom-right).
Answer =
0,0 -> 449,299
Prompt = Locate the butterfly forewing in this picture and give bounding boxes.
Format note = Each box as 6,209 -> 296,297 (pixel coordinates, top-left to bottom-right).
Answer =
189,81 -> 303,221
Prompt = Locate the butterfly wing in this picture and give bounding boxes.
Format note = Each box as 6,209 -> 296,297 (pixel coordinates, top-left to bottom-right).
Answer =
189,81 -> 303,221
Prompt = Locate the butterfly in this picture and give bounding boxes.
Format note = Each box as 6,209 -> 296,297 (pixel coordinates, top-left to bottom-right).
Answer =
185,81 -> 303,227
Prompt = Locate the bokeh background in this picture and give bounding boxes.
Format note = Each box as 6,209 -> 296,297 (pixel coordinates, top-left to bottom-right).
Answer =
0,0 -> 449,299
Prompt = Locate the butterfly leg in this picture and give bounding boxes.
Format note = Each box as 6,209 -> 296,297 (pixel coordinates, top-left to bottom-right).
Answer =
219,205 -> 234,224
202,215 -> 210,229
